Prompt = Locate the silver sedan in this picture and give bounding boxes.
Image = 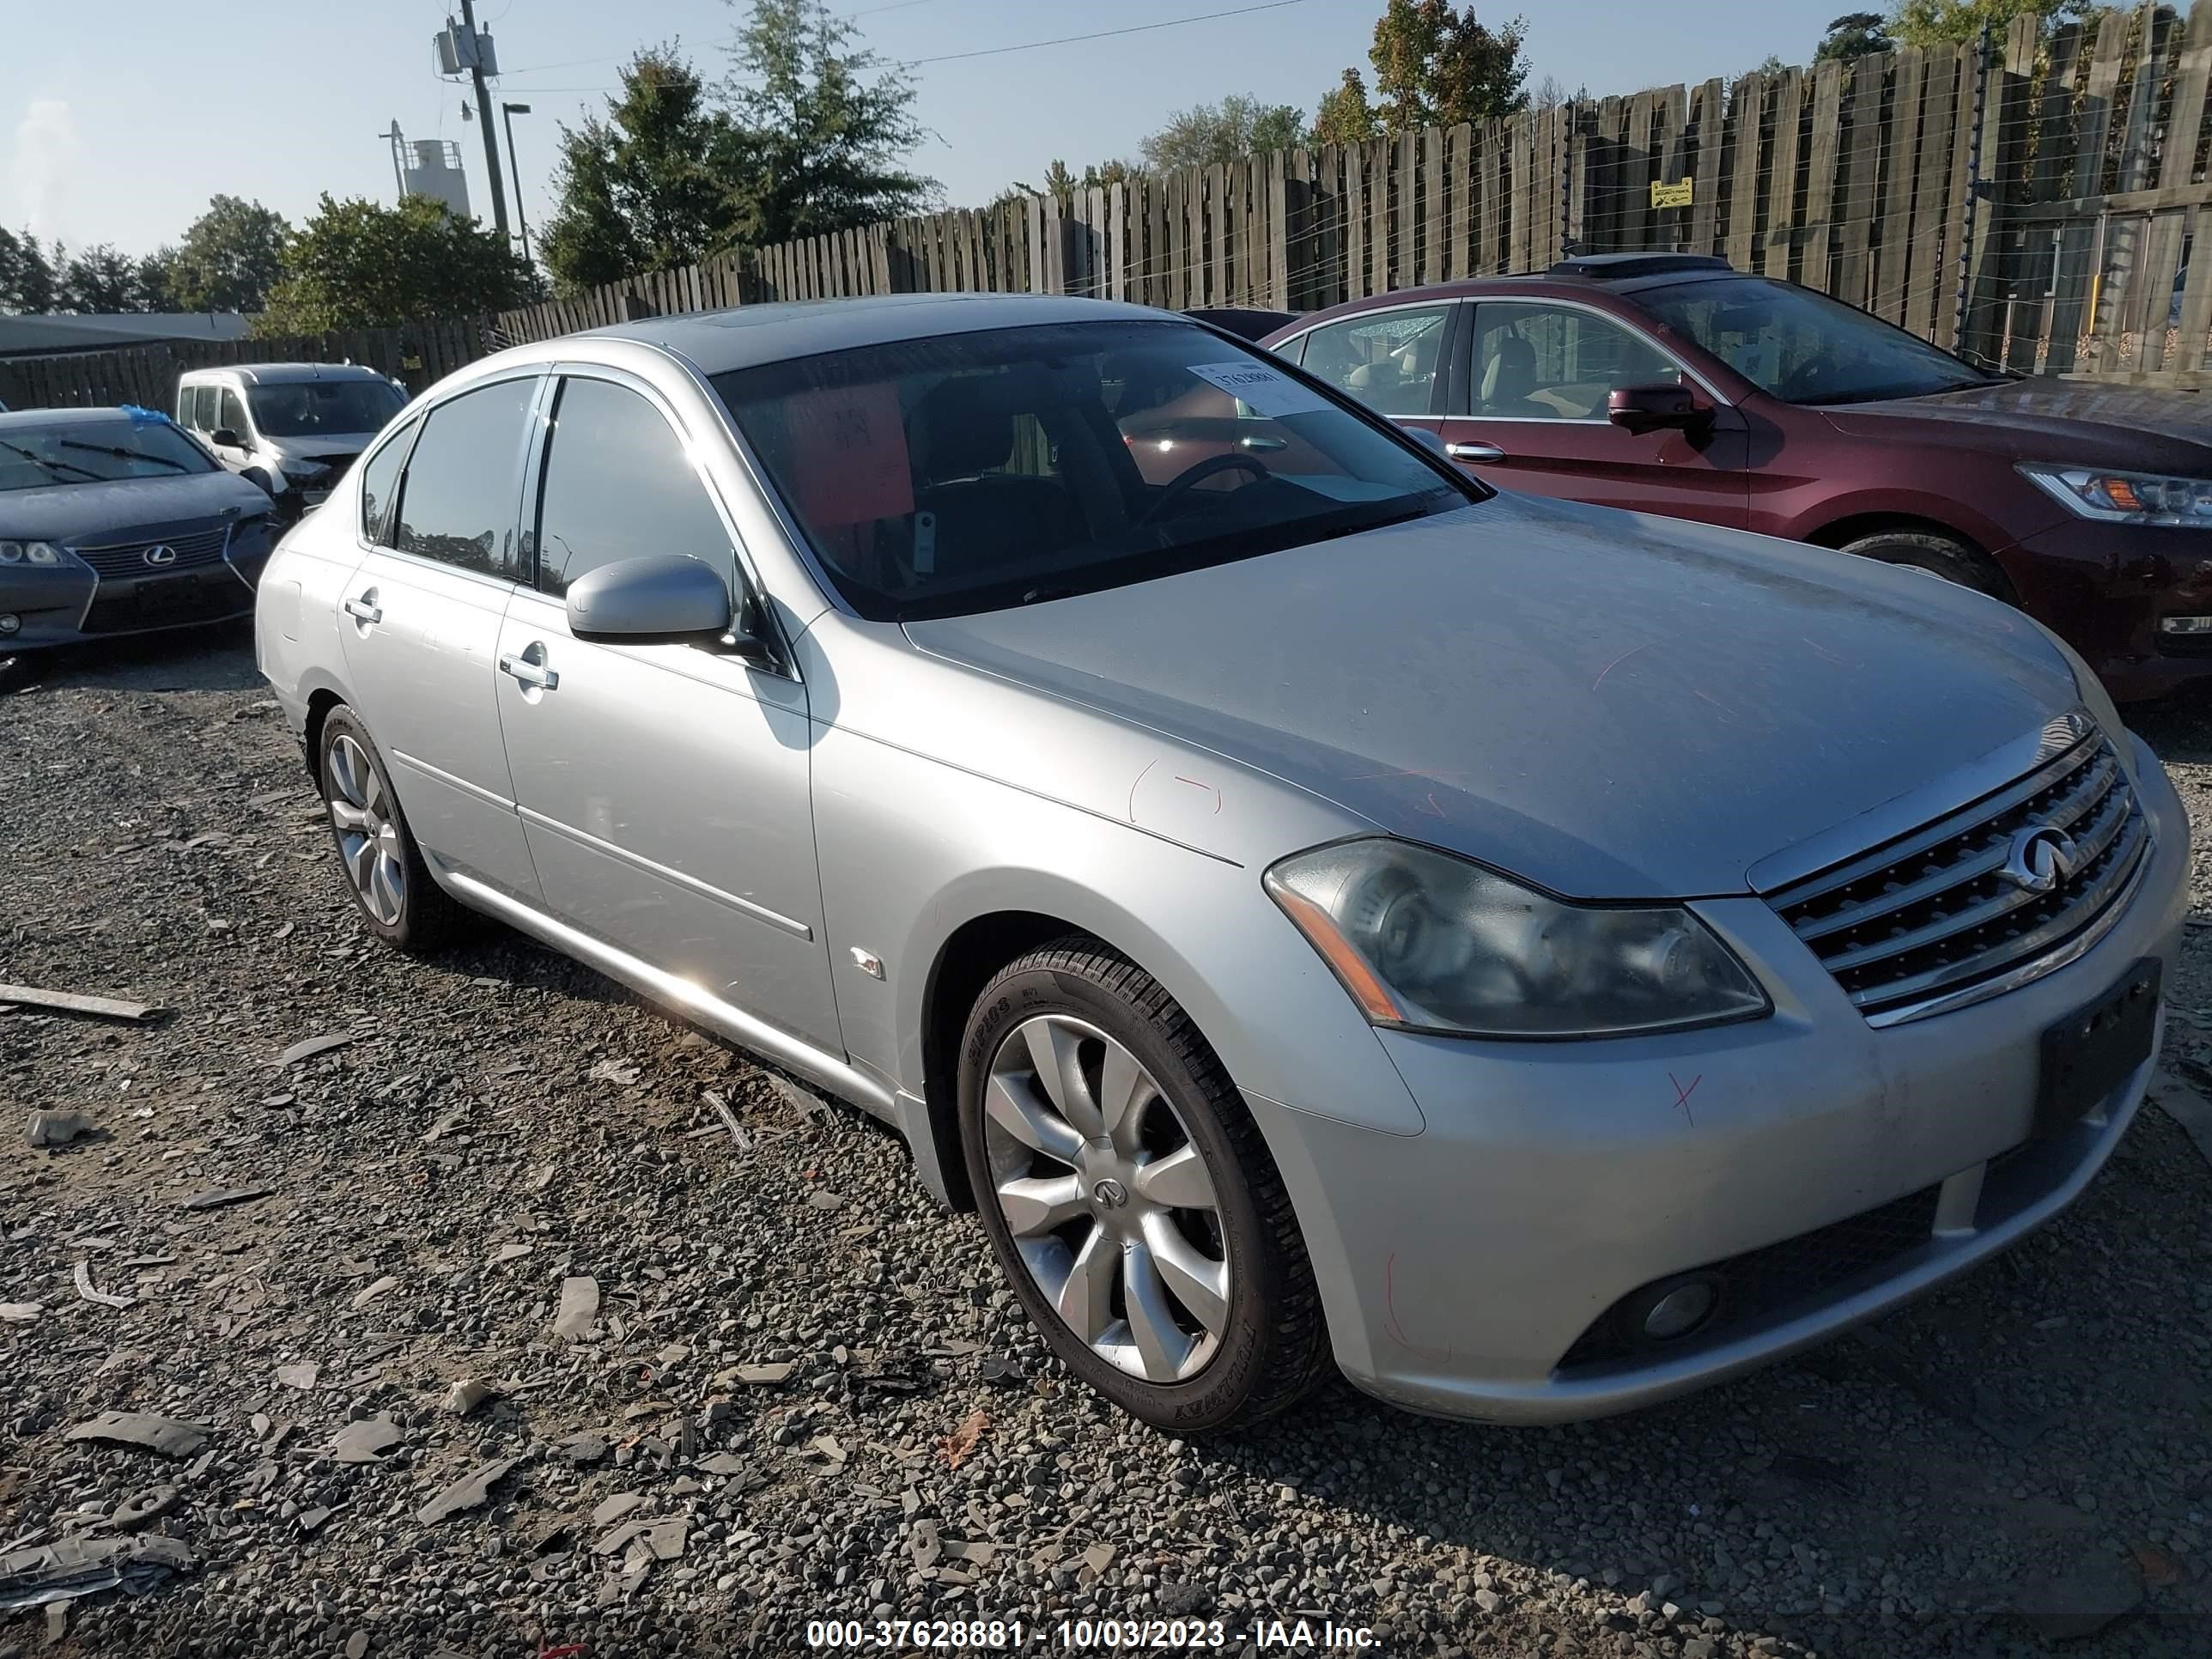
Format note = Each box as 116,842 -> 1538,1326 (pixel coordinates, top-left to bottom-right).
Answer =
254,293 -> 2188,1431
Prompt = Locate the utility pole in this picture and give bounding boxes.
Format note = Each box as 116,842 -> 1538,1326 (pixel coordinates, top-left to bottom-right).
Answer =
501,103 -> 533,263
457,0 -> 510,240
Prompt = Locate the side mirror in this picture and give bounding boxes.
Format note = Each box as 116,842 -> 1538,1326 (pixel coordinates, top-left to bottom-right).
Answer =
566,555 -> 744,649
211,427 -> 243,449
1607,383 -> 1706,435
1403,426 -> 1449,458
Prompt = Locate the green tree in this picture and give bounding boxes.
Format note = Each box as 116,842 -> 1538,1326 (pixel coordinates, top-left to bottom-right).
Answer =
1139,95 -> 1308,172
137,247 -> 181,312
167,196 -> 290,313
541,46 -> 741,292
1369,0 -> 1528,131
1314,68 -> 1382,145
1816,12 -> 1894,58
718,0 -> 936,247
1887,0 -> 2071,48
0,228 -> 60,313
258,194 -> 537,333
59,245 -> 147,313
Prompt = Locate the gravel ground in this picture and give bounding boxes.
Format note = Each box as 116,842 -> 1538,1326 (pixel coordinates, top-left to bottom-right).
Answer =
4,629 -> 2212,1659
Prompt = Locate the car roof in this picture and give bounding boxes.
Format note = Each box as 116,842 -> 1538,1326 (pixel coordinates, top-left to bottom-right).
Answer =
1270,258 -> 1755,336
178,362 -> 389,386
580,292 -> 1186,377
0,406 -> 156,430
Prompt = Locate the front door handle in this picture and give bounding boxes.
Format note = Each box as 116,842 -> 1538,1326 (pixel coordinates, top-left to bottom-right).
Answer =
342,595 -> 381,624
1446,441 -> 1507,464
498,652 -> 558,691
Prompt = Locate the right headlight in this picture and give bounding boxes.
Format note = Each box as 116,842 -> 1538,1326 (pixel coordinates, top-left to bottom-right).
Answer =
1265,838 -> 1770,1039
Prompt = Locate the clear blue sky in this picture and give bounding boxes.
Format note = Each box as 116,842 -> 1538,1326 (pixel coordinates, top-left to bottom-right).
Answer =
3,0 -> 1846,262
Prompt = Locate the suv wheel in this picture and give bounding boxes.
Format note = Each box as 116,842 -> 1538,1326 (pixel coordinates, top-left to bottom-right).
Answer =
958,937 -> 1328,1432
1839,529 -> 2008,598
318,706 -> 462,952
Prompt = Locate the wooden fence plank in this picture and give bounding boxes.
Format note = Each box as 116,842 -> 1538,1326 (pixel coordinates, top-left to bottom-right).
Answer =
1368,136 -> 1390,292
1762,69 -> 1805,278
1725,76 -> 1765,270
1509,115 -> 1533,272
1875,51 -> 1925,324
1800,59 -> 1846,293
1689,79 -> 1725,253
1620,91 -> 1655,252
1834,53 -> 1886,308
1906,48 -> 1955,339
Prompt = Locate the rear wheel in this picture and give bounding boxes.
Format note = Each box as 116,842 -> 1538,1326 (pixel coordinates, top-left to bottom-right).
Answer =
1838,528 -> 2008,599
959,937 -> 1328,1432
317,706 -> 463,953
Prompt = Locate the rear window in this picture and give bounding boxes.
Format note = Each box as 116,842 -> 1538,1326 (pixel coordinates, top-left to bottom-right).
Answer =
711,319 -> 1474,622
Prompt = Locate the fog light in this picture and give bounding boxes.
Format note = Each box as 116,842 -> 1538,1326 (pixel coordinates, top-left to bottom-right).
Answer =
0,613 -> 19,636
1630,1275 -> 1719,1342
2160,614 -> 2212,635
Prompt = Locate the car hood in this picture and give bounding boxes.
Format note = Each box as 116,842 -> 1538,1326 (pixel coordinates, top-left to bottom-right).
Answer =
262,433 -> 379,461
1822,378 -> 2212,472
904,493 -> 2082,899
0,470 -> 272,543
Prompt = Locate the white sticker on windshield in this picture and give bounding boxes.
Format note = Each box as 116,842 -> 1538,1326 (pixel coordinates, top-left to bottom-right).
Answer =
1185,361 -> 1332,418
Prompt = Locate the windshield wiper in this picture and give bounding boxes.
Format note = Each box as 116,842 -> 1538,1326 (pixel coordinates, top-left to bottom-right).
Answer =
57,439 -> 193,474
0,437 -> 100,483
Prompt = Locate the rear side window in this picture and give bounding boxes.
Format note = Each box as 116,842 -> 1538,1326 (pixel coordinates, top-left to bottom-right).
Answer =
1296,306 -> 1451,416
392,377 -> 535,580
532,376 -> 734,600
190,386 -> 219,432
356,420 -> 415,546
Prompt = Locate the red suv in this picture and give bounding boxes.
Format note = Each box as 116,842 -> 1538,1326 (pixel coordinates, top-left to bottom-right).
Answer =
1263,254 -> 2212,702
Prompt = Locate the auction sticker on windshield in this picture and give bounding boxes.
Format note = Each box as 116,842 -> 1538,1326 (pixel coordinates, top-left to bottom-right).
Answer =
1185,361 -> 1332,418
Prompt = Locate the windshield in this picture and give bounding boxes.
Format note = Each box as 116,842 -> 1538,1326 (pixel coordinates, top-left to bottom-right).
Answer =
712,319 -> 1474,622
1640,276 -> 1996,404
246,379 -> 404,437
0,418 -> 216,491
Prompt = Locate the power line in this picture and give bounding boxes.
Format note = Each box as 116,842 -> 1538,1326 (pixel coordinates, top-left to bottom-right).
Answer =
899,0 -> 1317,68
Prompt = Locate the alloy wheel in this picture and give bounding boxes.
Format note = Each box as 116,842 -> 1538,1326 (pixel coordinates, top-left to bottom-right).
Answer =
326,734 -> 407,927
981,1013 -> 1231,1382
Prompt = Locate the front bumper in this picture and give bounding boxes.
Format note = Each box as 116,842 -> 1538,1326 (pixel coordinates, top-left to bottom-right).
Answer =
1253,733 -> 2189,1424
2007,517 -> 2212,702
0,539 -> 270,650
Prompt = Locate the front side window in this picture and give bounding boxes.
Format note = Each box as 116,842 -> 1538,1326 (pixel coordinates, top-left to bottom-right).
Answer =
1639,276 -> 1995,404
218,389 -> 252,441
249,379 -> 405,438
392,377 -> 534,579
0,417 -> 216,491
1295,306 -> 1452,416
713,319 -> 1474,623
356,420 -> 416,546
533,376 -> 735,600
1468,304 -> 1680,420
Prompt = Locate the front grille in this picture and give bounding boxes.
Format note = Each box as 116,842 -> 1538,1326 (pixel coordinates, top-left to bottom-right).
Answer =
1558,1184 -> 1942,1370
79,573 -> 252,634
72,526 -> 230,578
1769,732 -> 2148,1021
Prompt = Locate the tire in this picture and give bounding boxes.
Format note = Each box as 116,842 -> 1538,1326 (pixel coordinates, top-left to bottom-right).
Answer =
958,936 -> 1328,1433
1838,529 -> 2009,599
316,705 -> 464,953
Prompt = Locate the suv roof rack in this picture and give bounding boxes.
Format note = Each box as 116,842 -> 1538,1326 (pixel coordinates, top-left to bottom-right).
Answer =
1547,252 -> 1734,279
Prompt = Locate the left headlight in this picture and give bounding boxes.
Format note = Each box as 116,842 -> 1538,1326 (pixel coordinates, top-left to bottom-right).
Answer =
0,540 -> 64,565
1265,838 -> 1770,1039
2020,463 -> 2212,526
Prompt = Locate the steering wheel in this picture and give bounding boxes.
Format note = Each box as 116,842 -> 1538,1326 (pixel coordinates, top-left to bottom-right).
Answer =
1135,453 -> 1271,526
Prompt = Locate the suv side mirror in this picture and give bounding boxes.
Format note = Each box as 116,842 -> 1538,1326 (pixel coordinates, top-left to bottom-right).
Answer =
566,555 -> 751,650
211,427 -> 243,449
1607,383 -> 1706,435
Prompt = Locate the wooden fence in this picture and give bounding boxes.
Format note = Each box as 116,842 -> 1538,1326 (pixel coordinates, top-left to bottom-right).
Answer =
490,3 -> 2212,391
0,319 -> 492,413
9,5 -> 2210,409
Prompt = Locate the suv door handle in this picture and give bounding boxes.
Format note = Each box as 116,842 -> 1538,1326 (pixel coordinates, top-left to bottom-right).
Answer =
1446,441 -> 1506,463
499,652 -> 558,691
342,595 -> 382,623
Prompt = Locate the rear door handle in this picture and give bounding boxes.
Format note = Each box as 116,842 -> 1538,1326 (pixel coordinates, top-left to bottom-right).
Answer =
342,595 -> 381,623
1446,441 -> 1507,463
499,652 -> 558,691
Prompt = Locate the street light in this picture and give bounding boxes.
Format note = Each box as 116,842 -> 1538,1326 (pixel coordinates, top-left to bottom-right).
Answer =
501,102 -> 533,264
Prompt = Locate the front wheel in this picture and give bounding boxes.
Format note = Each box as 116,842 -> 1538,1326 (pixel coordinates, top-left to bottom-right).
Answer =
958,937 -> 1328,1432
1839,529 -> 2009,599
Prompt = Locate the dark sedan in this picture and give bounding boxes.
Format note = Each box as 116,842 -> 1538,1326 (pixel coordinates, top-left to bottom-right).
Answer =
1266,253 -> 2212,702
0,407 -> 277,652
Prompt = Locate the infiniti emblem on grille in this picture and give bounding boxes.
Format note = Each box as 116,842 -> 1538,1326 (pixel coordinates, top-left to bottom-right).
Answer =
141,544 -> 176,567
2002,825 -> 2081,894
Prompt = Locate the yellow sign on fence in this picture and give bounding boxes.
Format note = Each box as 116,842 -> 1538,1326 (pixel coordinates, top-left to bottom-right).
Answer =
1650,179 -> 1693,210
